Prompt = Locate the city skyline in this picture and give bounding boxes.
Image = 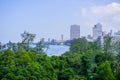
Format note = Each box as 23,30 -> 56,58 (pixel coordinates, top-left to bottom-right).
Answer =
0,0 -> 120,43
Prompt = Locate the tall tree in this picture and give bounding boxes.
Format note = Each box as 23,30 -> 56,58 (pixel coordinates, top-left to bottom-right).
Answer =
20,31 -> 36,51
114,41 -> 120,79
103,35 -> 112,54
96,61 -> 116,80
103,35 -> 114,61
21,31 -> 36,44
6,41 -> 18,53
70,37 -> 88,54
34,38 -> 46,54
0,42 -> 2,51
0,42 -> 6,51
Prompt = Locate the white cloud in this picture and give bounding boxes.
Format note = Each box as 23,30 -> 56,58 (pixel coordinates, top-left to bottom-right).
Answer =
113,15 -> 120,22
81,2 -> 120,33
91,2 -> 120,15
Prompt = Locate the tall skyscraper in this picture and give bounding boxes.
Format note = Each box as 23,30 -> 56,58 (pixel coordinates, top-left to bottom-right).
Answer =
112,30 -> 120,43
93,23 -> 103,40
93,23 -> 103,46
61,34 -> 64,42
70,24 -> 80,40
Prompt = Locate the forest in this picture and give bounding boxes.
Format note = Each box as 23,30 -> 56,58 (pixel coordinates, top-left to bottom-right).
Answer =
0,31 -> 120,80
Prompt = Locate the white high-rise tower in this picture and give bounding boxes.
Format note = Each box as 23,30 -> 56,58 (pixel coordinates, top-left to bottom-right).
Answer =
93,23 -> 103,41
70,24 -> 80,40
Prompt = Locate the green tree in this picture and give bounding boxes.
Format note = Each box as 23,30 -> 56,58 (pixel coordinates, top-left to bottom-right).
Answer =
15,50 -> 32,67
103,35 -> 115,61
59,68 -> 74,80
15,75 -> 26,80
88,41 -> 101,52
21,31 -> 36,44
95,52 -> 106,65
4,73 -> 15,80
35,54 -> 57,79
103,35 -> 112,53
62,52 -> 82,75
0,43 -> 6,51
114,41 -> 120,79
0,42 -> 2,51
70,37 -> 88,54
69,76 -> 87,80
26,62 -> 44,79
21,31 -> 36,51
6,41 -> 18,53
34,39 -> 46,54
96,61 -> 116,80
1,49 -> 15,67
80,53 -> 91,77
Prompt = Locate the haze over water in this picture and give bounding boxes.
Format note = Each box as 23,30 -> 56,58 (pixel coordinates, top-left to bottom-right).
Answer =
44,45 -> 70,56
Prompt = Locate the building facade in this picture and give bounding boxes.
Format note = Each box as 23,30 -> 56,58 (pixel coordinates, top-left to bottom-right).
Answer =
112,31 -> 120,43
93,23 -> 103,46
93,23 -> 103,41
70,24 -> 80,40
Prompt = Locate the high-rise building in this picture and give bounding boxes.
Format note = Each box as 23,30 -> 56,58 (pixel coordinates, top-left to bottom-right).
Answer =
61,34 -> 64,42
112,30 -> 120,42
70,24 -> 80,40
93,23 -> 103,46
93,23 -> 103,40
87,34 -> 93,42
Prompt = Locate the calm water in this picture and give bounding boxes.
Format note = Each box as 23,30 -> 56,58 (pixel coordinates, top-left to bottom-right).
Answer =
44,45 -> 70,56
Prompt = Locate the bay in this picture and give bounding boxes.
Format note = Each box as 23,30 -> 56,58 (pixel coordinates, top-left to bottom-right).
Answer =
44,45 -> 70,56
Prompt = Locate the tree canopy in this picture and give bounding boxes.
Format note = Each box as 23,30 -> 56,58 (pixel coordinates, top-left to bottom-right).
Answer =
0,33 -> 119,80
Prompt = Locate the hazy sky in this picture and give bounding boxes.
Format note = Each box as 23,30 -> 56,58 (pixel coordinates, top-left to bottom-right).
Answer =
0,0 -> 120,43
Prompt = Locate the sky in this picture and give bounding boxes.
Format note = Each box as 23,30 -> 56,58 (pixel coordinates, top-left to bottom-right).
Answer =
0,0 -> 120,43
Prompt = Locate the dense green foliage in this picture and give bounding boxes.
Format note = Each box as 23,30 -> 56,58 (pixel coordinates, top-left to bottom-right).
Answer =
0,33 -> 120,80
